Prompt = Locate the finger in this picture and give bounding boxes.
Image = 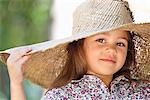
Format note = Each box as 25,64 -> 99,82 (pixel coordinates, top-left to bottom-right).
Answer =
15,50 -> 32,62
17,55 -> 31,73
10,48 -> 32,62
7,49 -> 32,68
13,47 -> 32,57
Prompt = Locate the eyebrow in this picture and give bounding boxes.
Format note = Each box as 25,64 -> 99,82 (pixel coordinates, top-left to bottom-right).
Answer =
119,37 -> 128,41
97,32 -> 129,41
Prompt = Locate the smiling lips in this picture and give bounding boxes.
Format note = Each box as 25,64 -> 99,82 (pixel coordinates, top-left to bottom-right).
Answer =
100,58 -> 116,63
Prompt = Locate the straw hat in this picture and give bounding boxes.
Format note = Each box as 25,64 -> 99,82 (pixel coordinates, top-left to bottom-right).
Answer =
0,0 -> 150,88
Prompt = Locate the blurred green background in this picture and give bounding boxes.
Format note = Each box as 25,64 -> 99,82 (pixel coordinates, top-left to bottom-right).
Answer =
0,0 -> 53,99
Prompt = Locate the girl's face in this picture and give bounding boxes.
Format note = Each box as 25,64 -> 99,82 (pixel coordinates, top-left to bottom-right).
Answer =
83,30 -> 128,77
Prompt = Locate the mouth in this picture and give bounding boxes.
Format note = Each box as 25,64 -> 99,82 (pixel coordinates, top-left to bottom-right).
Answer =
100,58 -> 116,63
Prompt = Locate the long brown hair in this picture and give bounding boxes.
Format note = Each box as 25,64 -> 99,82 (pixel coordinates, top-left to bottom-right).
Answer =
51,32 -> 135,89
51,39 -> 87,88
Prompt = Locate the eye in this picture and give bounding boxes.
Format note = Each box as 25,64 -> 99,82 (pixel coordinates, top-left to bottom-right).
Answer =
117,42 -> 126,47
96,38 -> 106,44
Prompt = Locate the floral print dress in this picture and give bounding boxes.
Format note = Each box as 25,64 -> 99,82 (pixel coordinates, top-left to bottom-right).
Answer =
41,75 -> 150,100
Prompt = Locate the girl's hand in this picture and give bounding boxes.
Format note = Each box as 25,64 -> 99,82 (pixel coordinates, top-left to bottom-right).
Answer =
7,47 -> 32,85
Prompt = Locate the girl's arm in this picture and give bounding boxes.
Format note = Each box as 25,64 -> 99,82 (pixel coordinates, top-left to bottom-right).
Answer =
10,82 -> 26,100
7,48 -> 32,100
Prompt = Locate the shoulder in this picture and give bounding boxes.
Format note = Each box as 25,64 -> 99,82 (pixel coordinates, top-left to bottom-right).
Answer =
129,79 -> 150,98
117,76 -> 150,90
131,79 -> 150,89
41,78 -> 84,100
41,87 -> 68,100
111,76 -> 150,98
41,75 -> 98,99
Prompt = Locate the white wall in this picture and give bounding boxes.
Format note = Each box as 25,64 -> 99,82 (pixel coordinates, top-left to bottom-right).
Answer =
51,0 -> 85,39
51,0 -> 150,39
130,0 -> 150,22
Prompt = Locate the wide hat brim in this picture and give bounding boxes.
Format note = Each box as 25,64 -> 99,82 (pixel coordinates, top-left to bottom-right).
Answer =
0,22 -> 150,88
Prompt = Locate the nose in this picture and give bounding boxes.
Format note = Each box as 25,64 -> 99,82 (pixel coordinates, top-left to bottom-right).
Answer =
105,44 -> 117,57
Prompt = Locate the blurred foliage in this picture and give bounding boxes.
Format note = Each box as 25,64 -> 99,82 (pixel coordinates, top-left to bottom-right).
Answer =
0,0 -> 53,99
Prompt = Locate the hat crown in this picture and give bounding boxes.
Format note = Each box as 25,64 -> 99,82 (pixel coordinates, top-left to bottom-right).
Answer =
72,0 -> 134,34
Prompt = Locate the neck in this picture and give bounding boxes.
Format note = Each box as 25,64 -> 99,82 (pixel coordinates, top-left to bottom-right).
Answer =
86,72 -> 113,87
97,75 -> 113,87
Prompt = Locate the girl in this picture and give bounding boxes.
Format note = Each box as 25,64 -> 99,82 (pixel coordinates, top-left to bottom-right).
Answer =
1,0 -> 150,99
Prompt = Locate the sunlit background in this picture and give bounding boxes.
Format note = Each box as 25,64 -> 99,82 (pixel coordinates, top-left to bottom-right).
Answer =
0,0 -> 150,100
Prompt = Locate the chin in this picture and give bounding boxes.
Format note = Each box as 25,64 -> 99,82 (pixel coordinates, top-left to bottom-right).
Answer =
99,71 -> 115,76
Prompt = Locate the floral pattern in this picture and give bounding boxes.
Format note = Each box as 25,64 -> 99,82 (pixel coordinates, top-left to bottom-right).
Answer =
41,75 -> 150,100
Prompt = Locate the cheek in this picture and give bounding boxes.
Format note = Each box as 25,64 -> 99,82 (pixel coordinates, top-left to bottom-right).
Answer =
84,45 -> 101,62
118,49 -> 128,63
90,45 -> 103,56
